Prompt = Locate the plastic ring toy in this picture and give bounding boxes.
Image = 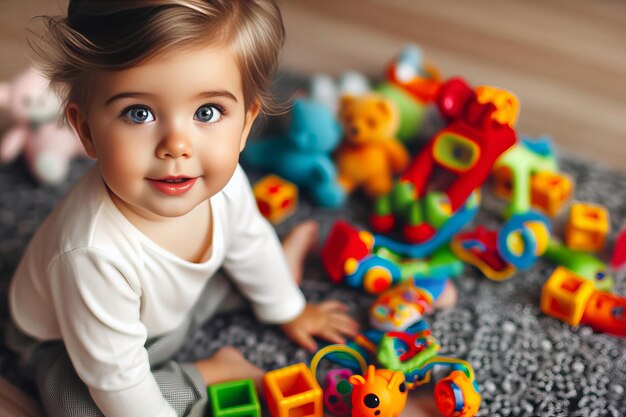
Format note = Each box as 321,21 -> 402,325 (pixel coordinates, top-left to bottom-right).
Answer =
497,211 -> 551,269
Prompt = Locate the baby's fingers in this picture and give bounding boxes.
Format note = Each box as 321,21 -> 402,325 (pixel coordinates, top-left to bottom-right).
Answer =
330,313 -> 360,337
318,327 -> 347,345
292,329 -> 318,353
317,300 -> 349,313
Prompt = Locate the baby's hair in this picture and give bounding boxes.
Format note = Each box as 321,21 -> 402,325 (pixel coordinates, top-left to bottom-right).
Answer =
28,0 -> 286,117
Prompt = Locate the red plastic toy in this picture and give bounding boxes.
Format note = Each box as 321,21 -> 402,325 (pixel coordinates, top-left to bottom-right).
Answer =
611,226 -> 626,270
400,77 -> 517,213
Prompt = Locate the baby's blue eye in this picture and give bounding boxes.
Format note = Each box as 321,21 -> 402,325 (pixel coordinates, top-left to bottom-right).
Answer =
194,105 -> 222,123
123,107 -> 154,124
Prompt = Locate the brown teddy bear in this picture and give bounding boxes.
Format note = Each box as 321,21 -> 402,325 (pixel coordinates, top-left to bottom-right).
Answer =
335,94 -> 410,198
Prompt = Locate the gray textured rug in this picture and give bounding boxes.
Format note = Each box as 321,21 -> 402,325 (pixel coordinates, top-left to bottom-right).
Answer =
1,73 -> 625,416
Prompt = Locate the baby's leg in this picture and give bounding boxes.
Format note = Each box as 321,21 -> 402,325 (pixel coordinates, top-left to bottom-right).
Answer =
281,220 -> 319,285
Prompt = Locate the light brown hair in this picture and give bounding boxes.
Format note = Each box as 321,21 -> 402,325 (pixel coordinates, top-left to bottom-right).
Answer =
28,0 -> 286,117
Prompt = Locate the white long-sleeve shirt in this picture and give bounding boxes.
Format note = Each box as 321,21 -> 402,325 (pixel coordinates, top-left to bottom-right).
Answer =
9,164 -> 306,417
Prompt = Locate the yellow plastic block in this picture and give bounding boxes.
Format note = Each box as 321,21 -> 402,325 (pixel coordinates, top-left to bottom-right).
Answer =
565,202 -> 610,252
253,175 -> 298,224
263,363 -> 323,417
540,267 -> 596,325
530,171 -> 573,216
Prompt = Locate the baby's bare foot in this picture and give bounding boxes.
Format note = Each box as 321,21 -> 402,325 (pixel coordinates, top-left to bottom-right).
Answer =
196,346 -> 265,392
433,280 -> 457,309
282,221 -> 319,285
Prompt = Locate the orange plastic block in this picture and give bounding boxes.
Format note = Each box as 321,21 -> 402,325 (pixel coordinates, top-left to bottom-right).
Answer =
530,171 -> 573,216
540,267 -> 596,326
253,175 -> 298,224
263,363 -> 323,417
491,166 -> 514,200
565,202 -> 610,252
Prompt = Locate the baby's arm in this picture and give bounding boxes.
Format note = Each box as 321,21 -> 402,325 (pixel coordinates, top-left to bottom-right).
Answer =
49,250 -> 186,417
222,166 -> 359,350
279,301 -> 359,352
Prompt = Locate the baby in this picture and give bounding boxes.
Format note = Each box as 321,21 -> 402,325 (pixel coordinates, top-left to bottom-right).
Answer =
6,1 -> 358,416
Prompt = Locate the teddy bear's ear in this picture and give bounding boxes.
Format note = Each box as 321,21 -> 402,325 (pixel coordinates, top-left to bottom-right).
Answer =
376,99 -> 393,117
0,82 -> 10,108
339,94 -> 356,111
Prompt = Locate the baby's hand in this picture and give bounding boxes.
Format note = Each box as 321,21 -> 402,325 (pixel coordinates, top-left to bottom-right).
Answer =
280,301 -> 360,352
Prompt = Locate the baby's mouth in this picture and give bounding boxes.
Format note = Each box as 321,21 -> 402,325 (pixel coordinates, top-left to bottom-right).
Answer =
158,178 -> 191,183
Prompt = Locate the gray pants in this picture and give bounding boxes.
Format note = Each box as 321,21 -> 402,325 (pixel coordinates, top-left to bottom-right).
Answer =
6,271 -> 245,417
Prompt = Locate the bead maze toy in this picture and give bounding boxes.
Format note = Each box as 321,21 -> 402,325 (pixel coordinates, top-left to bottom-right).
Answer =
565,202 -> 610,252
253,174 -> 298,224
540,266 -> 625,337
208,379 -> 261,417
242,98 -> 345,208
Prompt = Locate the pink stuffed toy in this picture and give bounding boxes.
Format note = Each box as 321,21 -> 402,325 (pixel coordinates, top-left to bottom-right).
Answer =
0,67 -> 85,185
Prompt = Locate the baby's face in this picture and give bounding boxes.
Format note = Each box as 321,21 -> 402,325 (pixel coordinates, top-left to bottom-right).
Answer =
77,44 -> 257,220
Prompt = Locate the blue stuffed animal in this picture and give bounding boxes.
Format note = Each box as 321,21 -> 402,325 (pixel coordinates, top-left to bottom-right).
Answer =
243,98 -> 346,207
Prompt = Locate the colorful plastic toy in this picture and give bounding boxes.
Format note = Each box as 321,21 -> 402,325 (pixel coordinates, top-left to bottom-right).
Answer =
264,363 -> 324,417
376,333 -> 481,416
544,240 -> 613,291
310,345 -> 368,417
208,379 -> 261,417
375,44 -> 442,142
0,67 -> 86,185
451,226 -> 516,280
370,280 -> 435,331
540,267 -> 626,337
612,226 -> 626,270
322,369 -> 354,417
242,98 -> 345,207
492,136 -> 559,218
530,171 -> 574,216
496,211 -> 551,269
372,192 -> 480,257
396,77 -> 517,214
565,202 -> 610,252
349,365 -> 408,417
321,221 -> 463,294
335,93 -> 410,198
253,174 -> 298,224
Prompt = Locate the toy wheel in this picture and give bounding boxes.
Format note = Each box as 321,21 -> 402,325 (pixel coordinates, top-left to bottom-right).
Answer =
363,266 -> 393,294
434,371 -> 480,417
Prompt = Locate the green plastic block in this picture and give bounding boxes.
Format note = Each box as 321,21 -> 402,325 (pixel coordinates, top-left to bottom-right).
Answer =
208,379 -> 261,417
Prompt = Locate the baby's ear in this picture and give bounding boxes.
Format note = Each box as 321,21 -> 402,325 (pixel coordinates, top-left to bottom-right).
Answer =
66,103 -> 96,159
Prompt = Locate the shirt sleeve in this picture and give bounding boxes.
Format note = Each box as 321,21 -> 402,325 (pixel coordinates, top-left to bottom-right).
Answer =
221,166 -> 306,324
48,248 -> 177,417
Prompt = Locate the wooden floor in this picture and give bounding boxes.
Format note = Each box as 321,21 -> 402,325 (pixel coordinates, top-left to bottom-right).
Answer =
1,0 -> 625,171
279,0 -> 626,171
